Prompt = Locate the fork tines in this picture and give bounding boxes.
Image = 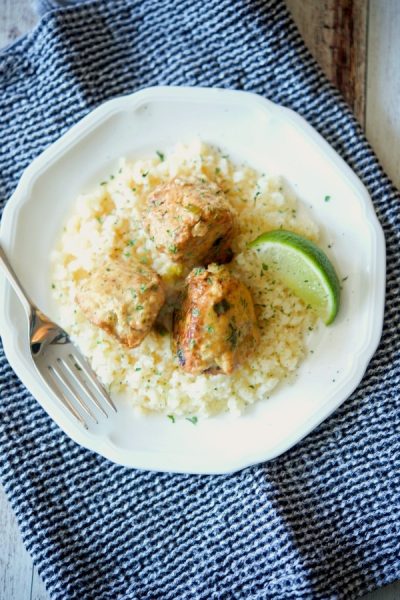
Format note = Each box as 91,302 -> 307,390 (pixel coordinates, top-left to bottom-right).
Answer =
47,352 -> 116,428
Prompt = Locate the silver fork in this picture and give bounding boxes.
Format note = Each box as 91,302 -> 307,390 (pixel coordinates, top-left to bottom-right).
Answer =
0,244 -> 117,429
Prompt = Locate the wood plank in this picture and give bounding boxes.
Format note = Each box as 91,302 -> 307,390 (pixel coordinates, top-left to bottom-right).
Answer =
0,486 -> 33,600
285,0 -> 368,125
366,0 -> 400,189
31,569 -> 49,600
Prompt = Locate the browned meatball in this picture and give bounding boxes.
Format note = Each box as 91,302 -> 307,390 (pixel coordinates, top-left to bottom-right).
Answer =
76,257 -> 165,349
145,179 -> 234,266
173,264 -> 259,375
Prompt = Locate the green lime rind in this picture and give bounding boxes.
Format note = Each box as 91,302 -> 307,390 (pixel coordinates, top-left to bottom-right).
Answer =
249,229 -> 341,325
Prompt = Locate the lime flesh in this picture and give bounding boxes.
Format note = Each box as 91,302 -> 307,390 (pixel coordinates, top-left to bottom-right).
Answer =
249,230 -> 340,325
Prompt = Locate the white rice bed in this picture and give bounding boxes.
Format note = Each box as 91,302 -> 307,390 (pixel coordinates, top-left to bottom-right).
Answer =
51,140 -> 318,417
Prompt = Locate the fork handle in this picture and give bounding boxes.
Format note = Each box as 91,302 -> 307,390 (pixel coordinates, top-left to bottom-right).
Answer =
0,243 -> 35,318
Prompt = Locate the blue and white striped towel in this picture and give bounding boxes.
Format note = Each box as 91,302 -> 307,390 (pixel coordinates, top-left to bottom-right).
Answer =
0,1 -> 399,598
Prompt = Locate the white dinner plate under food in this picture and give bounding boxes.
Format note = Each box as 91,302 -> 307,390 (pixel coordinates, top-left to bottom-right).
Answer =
0,87 -> 385,474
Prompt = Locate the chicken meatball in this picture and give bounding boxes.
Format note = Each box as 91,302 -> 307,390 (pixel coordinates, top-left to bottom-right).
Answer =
76,258 -> 165,349
145,179 -> 234,266
173,264 -> 259,374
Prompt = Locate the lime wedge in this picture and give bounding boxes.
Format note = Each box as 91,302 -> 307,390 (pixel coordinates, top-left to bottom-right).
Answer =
249,229 -> 340,324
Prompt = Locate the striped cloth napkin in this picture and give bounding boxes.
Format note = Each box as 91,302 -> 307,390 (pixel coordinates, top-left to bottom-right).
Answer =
0,1 -> 399,598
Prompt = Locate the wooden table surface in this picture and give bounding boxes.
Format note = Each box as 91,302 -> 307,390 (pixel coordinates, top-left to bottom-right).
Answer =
0,1 -> 399,599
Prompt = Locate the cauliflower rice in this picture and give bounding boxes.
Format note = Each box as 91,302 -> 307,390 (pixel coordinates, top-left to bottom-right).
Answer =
51,140 -> 318,417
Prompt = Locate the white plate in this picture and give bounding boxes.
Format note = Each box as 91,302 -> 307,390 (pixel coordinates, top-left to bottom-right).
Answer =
0,86 -> 385,474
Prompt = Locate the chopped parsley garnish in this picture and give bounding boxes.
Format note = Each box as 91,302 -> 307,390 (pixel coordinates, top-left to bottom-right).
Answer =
167,414 -> 176,423
214,299 -> 231,315
128,239 -> 136,246
262,263 -> 269,271
130,288 -> 137,299
324,195 -> 331,202
140,284 -> 147,293
168,244 -> 178,254
192,307 -> 200,317
184,203 -> 202,216
204,324 -> 214,333
142,171 -> 149,177
136,305 -> 144,311
156,150 -> 165,161
193,267 -> 206,276
186,416 -> 198,425
154,322 -> 168,336
135,367 -> 141,372
226,322 -> 238,348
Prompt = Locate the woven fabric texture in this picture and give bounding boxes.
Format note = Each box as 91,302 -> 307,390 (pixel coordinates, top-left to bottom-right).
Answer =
34,0 -> 85,16
0,1 -> 399,598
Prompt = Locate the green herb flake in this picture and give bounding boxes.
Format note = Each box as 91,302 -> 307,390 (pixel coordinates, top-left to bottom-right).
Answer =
142,171 -> 149,178
194,267 -> 206,276
154,322 -> 168,336
240,297 -> 248,309
324,195 -> 331,202
342,276 -> 348,281
262,263 -> 269,271
184,203 -> 202,216
135,367 -> 141,372
156,150 -> 165,161
128,239 -> 136,246
214,299 -> 231,316
168,244 -> 178,254
51,283 -> 56,289
130,288 -> 137,299
167,414 -> 176,423
192,307 -> 200,317
140,284 -> 147,293
205,325 -> 215,334
100,181 -> 107,186
186,416 -> 198,425
110,174 -> 115,180
136,305 -> 144,311
226,322 -> 238,349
